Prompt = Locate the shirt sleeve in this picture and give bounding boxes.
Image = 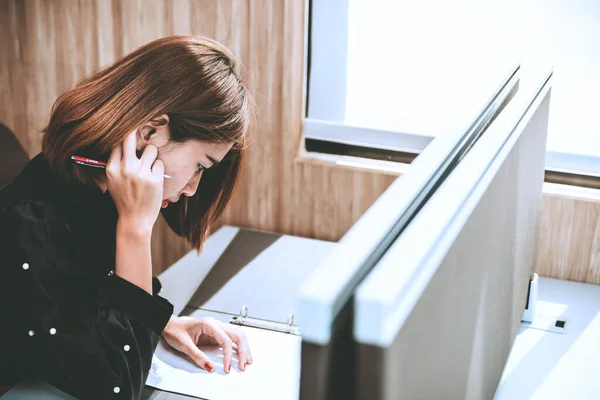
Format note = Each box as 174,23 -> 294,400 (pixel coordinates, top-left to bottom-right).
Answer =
0,200 -> 174,400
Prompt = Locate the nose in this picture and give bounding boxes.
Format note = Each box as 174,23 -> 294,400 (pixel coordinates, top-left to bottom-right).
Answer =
182,171 -> 202,197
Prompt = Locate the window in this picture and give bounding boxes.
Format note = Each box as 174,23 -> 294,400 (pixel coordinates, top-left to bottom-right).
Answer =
304,0 -> 600,181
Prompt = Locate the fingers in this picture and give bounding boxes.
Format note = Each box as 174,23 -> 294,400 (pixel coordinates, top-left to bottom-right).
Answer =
181,336 -> 215,373
151,158 -> 165,179
122,129 -> 138,163
139,145 -> 158,171
204,320 -> 234,373
221,324 -> 252,370
107,140 -> 122,176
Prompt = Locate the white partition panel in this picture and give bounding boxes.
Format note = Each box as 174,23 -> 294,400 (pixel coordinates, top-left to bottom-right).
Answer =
354,71 -> 552,399
298,64 -> 519,400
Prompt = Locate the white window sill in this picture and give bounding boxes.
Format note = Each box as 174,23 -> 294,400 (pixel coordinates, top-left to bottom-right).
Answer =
295,150 -> 600,202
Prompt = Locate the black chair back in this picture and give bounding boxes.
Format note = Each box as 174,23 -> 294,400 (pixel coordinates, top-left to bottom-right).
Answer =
0,124 -> 30,190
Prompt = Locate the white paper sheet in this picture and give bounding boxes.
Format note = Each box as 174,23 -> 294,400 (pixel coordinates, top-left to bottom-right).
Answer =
145,326 -> 301,400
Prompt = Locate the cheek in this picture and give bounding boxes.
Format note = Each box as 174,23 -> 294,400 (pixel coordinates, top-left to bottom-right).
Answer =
161,169 -> 195,198
159,158 -> 185,193
162,177 -> 184,197
160,179 -> 172,199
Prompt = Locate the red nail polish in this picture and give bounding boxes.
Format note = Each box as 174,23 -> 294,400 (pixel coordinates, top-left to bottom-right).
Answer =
204,362 -> 214,372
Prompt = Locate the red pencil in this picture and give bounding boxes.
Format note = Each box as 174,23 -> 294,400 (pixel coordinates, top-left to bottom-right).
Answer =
71,156 -> 172,179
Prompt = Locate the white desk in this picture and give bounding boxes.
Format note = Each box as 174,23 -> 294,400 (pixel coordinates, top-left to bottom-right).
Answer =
146,226 -> 335,400
495,277 -> 600,400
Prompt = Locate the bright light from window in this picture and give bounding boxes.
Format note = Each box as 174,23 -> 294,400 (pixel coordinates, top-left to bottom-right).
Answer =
343,0 -> 600,156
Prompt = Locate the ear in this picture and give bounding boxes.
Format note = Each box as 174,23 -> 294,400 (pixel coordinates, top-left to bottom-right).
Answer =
136,114 -> 170,149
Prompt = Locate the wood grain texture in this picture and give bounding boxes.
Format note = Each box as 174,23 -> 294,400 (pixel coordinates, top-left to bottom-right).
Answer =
536,190 -> 600,285
1,0 -> 599,285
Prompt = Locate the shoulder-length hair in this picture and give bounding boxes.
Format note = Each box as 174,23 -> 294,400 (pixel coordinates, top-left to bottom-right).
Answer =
41,35 -> 254,251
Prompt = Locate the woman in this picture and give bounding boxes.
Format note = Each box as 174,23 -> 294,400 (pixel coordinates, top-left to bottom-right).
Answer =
0,35 -> 254,399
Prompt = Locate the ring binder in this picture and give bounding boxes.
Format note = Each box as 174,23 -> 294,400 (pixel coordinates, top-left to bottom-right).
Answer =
230,305 -> 300,335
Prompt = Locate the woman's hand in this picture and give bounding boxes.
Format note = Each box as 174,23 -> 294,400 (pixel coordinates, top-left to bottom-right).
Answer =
106,130 -> 164,233
162,315 -> 253,374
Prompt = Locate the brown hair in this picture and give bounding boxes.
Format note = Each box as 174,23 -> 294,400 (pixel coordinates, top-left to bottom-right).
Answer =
41,35 -> 254,251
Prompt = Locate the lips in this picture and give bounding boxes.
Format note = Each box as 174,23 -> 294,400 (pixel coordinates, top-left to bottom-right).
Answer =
161,200 -> 169,209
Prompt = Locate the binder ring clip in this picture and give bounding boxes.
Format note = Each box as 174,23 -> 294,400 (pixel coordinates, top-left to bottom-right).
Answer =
240,305 -> 249,324
286,313 -> 295,333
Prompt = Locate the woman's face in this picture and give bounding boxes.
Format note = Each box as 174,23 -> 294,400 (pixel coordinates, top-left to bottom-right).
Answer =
136,115 -> 233,209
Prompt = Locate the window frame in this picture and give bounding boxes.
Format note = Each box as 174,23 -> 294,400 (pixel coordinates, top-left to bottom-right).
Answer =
302,0 -> 600,187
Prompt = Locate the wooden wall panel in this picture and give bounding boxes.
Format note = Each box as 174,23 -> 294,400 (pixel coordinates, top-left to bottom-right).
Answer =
215,1 -> 397,241
1,0 -> 599,284
536,187 -> 600,285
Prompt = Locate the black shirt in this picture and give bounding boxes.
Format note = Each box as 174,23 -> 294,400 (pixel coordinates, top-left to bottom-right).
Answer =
0,153 -> 174,399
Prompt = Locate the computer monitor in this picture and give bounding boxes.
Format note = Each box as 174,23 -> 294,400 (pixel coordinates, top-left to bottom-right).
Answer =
297,65 -> 520,400
353,70 -> 552,399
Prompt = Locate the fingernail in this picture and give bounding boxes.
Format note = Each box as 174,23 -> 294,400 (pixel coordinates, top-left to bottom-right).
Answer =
241,362 -> 246,370
204,362 -> 214,372
248,357 -> 253,364
226,365 -> 230,373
